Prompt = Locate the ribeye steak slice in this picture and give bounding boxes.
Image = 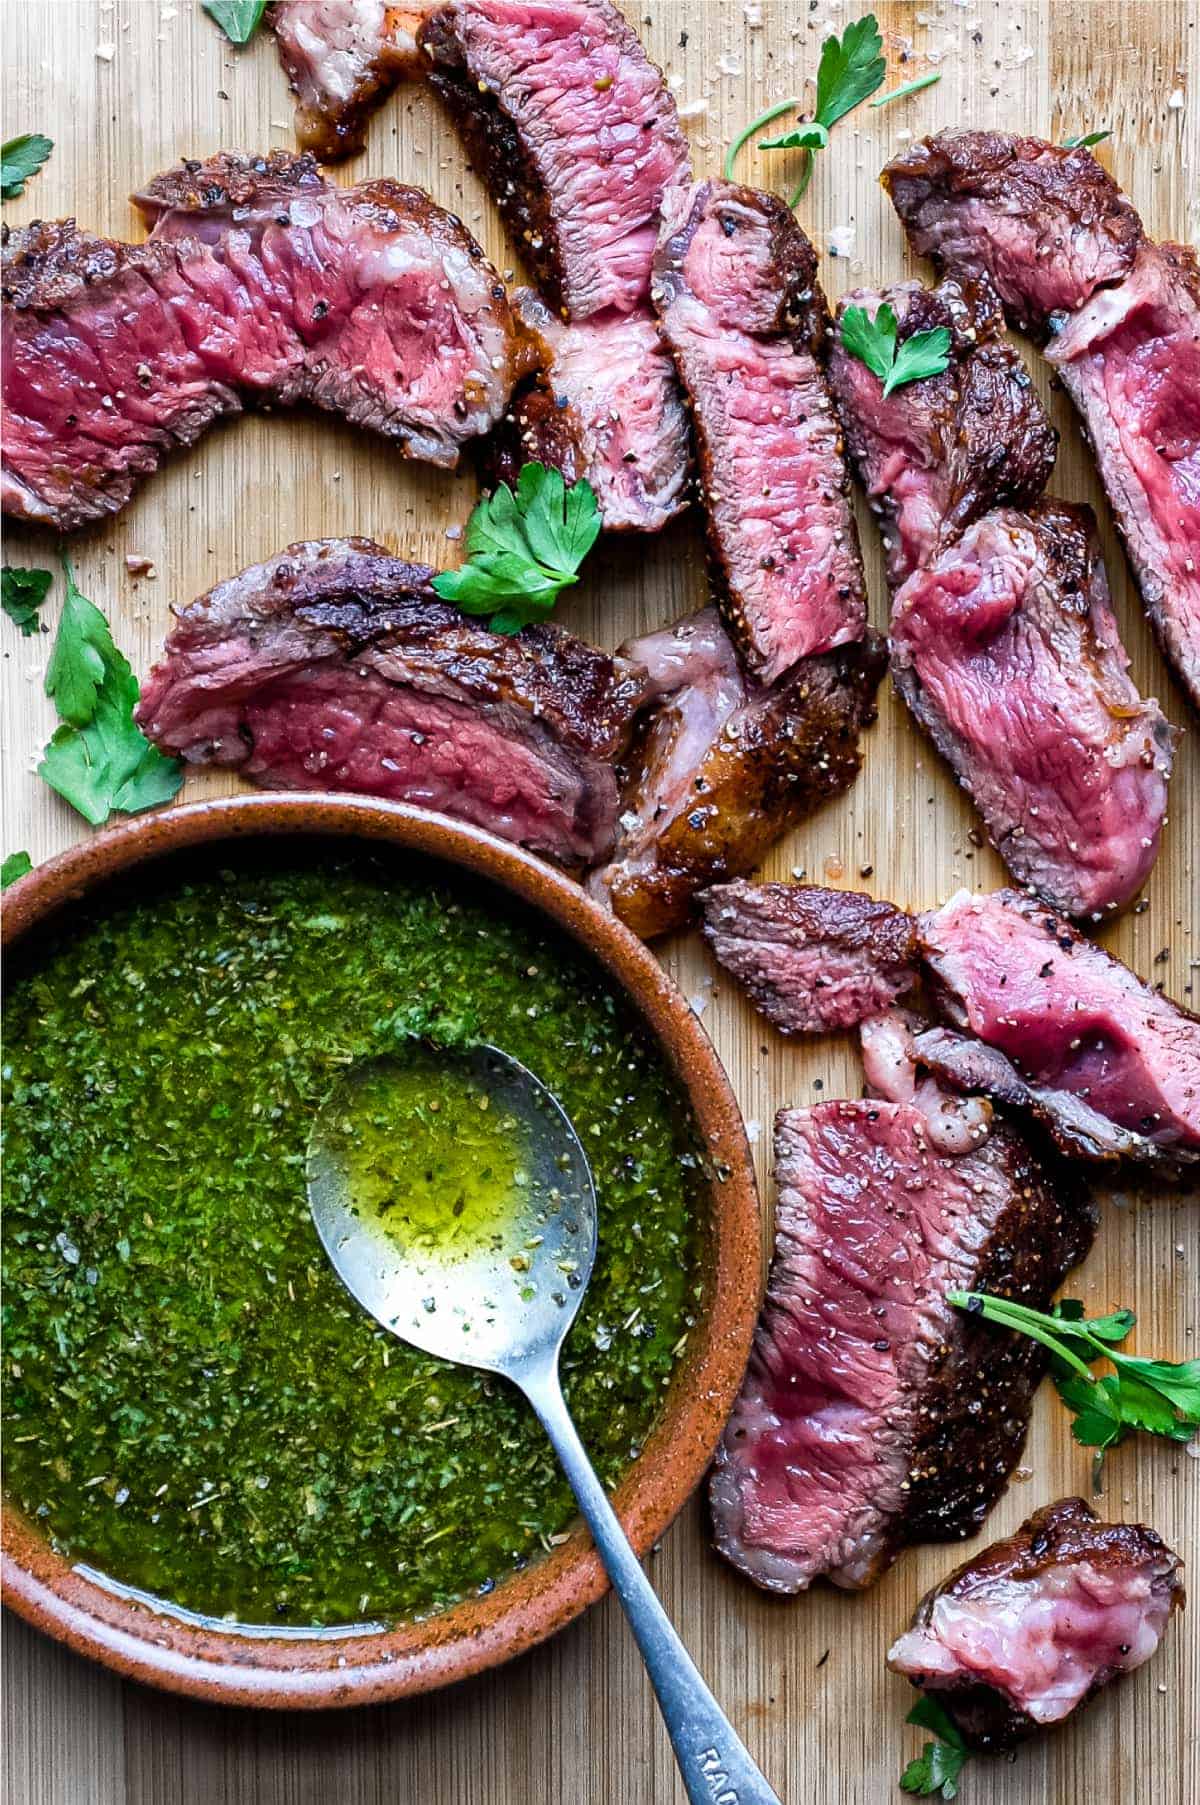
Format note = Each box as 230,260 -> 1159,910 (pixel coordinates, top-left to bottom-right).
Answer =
588,610 -> 885,938
881,130 -> 1142,340
420,0 -> 689,321
921,888 -> 1200,1164
2,152 -> 519,531
890,500 -> 1175,919
267,2 -> 430,161
884,131 -> 1200,709
652,180 -> 867,683
889,1497 -> 1185,1749
1046,238 -> 1200,710
827,275 -> 1057,586
710,1099 -> 1093,1594
701,880 -> 918,1036
483,290 -> 691,532
134,537 -> 646,865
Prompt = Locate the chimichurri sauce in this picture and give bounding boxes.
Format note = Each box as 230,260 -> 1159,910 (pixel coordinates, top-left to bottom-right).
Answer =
2,856 -> 703,1627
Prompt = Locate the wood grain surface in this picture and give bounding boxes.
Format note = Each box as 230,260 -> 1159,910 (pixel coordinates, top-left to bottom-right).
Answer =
3,3 -> 1197,1802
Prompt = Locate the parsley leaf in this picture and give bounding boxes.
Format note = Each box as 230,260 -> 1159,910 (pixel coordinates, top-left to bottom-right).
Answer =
432,463 -> 601,633
2,565 -> 53,636
1,851 -> 33,890
839,302 -> 953,398
38,562 -> 183,826
899,1698 -> 970,1798
1063,129 -> 1112,149
1,133 -> 53,201
44,559 -> 114,726
202,0 -> 267,44
742,14 -> 886,203
949,1291 -> 1200,1468
812,12 -> 887,128
757,121 -> 830,154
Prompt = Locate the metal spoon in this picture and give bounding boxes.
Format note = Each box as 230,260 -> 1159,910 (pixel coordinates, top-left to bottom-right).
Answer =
307,1045 -> 781,1805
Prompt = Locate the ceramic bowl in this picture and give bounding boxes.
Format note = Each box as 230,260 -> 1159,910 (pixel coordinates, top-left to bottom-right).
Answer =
1,794 -> 761,1707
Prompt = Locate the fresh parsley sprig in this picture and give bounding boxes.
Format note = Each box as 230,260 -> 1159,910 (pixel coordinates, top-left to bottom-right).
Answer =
38,559 -> 183,827
839,302 -> 952,397
432,462 -> 601,634
2,565 -> 53,637
1,133 -> 53,201
899,1697 -> 970,1799
949,1291 -> 1200,1472
728,15 -> 887,204
202,0 -> 267,45
1,851 -> 33,890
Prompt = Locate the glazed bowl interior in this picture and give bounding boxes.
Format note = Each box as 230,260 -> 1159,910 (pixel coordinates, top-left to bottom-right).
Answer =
1,795 -> 760,1708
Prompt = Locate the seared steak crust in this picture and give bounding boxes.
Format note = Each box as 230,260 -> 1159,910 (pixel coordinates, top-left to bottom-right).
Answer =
267,2 -> 429,162
890,500 -> 1175,919
483,290 -> 691,532
828,276 -> 1057,586
710,1100 -> 1094,1594
2,153 -> 519,530
590,612 -> 885,938
701,881 -> 918,1035
882,130 -> 1143,339
135,538 -> 646,864
420,0 -> 689,321
889,1498 -> 1185,1749
652,180 -> 867,682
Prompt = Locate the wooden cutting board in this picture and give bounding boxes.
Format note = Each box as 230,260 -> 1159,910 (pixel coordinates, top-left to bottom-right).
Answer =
3,3 -> 1197,1801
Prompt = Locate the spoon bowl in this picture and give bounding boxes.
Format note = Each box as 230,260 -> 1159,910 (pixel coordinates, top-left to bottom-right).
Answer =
307,1043 -> 597,1378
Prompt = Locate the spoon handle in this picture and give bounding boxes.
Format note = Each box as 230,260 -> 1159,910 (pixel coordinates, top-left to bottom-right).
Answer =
522,1365 -> 783,1805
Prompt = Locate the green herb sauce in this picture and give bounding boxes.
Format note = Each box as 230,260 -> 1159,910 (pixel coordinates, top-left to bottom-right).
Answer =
2,855 -> 703,1627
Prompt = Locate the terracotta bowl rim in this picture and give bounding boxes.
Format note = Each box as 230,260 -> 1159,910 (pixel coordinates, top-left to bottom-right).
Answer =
1,793 -> 761,1709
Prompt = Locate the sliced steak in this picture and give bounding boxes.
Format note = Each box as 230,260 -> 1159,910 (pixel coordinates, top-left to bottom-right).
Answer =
921,888 -> 1200,1164
885,132 -> 1200,710
1046,239 -> 1200,709
483,291 -> 691,532
134,537 -> 646,865
700,881 -> 918,1035
710,1100 -> 1094,1595
890,501 -> 1175,919
827,275 -> 1057,586
911,1025 -> 1171,1167
420,0 -> 689,321
881,131 -> 1143,340
889,1497 -> 1185,1749
652,180 -> 867,682
2,153 -> 519,531
588,610 -> 885,938
267,2 -> 430,161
